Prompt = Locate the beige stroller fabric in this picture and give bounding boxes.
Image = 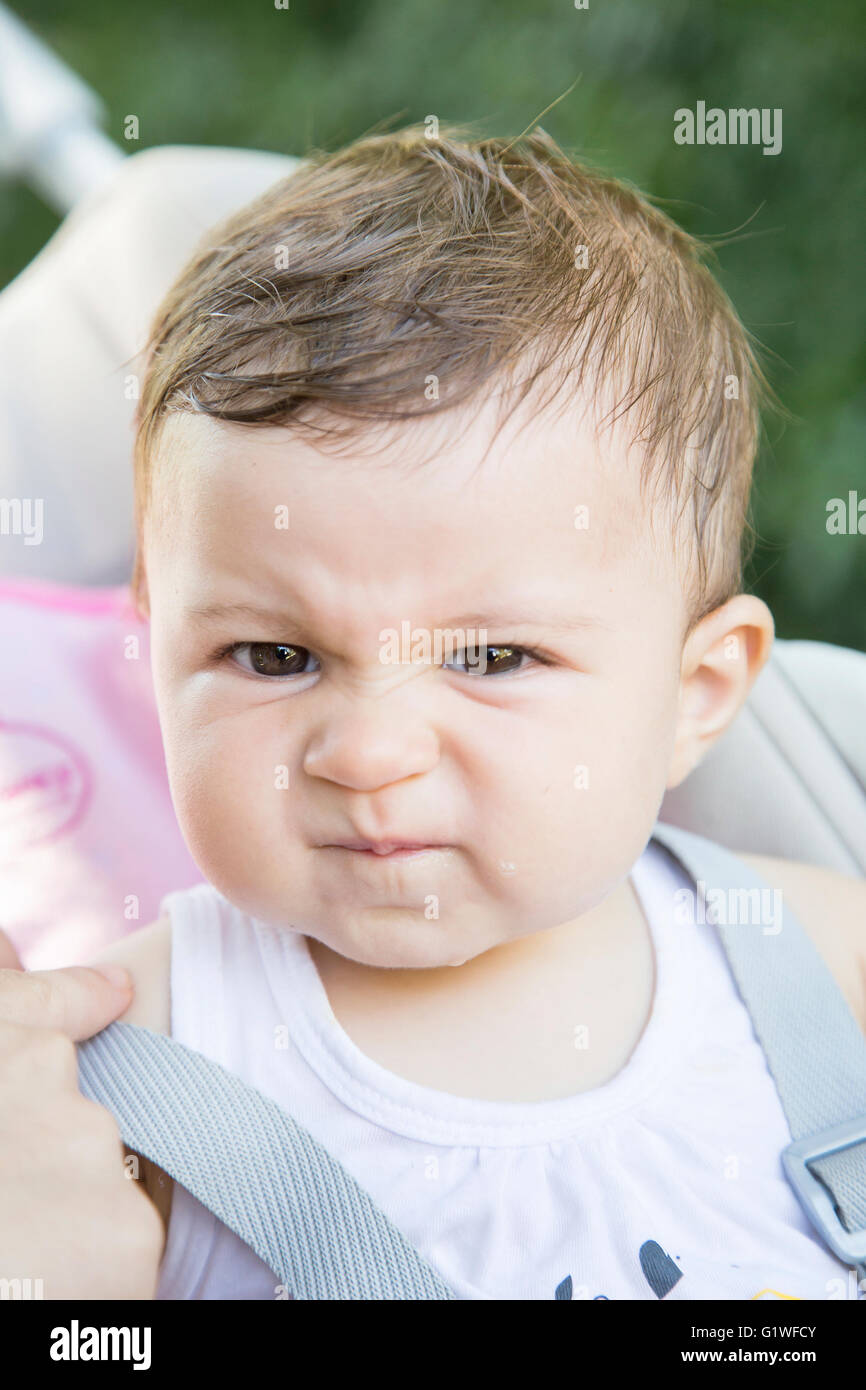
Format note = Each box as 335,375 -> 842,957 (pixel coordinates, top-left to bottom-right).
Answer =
0,145 -> 298,585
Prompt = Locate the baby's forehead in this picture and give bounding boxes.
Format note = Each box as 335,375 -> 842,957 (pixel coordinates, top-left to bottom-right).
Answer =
148,395 -> 683,622
154,389 -> 649,525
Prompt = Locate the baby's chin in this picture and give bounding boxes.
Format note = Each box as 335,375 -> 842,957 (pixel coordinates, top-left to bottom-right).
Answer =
295,908 -> 504,971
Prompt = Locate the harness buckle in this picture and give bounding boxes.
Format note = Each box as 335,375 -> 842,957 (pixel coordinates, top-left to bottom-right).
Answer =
782,1117 -> 866,1266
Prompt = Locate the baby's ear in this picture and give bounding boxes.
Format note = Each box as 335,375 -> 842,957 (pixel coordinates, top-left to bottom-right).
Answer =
665,594 -> 774,789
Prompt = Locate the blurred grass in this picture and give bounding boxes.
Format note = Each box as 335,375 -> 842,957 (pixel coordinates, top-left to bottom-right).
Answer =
3,0 -> 864,648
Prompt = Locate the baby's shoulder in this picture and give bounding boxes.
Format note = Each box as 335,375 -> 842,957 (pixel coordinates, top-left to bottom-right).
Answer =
738,852 -> 866,1031
86,915 -> 172,1036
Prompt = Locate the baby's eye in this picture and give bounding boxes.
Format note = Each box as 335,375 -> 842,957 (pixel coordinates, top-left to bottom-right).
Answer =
227,643 -> 319,678
444,645 -> 539,676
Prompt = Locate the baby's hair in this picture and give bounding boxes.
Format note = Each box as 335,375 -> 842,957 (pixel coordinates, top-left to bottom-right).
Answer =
132,122 -> 775,625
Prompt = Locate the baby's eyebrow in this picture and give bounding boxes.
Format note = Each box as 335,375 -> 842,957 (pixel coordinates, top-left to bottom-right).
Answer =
189,601 -> 297,626
188,600 -> 609,635
443,608 -> 610,634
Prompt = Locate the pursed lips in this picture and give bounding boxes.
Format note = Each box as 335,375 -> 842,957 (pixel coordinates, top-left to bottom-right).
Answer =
324,839 -> 451,859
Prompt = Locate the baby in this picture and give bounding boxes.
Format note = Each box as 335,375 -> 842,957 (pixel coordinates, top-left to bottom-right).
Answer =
86,125 -> 866,1300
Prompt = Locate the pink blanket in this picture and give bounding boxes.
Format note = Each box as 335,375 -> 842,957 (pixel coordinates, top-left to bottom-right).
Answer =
0,579 -> 202,969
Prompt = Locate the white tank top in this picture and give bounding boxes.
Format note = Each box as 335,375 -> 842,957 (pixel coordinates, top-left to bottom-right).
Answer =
155,840 -> 855,1301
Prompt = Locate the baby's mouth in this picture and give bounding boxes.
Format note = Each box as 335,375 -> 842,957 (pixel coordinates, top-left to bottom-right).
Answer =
325,838 -> 452,859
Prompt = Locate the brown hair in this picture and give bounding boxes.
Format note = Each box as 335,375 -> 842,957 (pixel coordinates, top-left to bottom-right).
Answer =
131,122 -> 773,624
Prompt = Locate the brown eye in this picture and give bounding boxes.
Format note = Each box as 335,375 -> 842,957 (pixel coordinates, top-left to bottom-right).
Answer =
234,643 -> 316,677
448,645 -> 526,675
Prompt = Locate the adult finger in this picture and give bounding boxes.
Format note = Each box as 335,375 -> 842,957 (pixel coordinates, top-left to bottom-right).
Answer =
0,963 -> 132,1041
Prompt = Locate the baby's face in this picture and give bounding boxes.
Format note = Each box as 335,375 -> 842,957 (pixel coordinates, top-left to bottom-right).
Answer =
144,395 -> 688,967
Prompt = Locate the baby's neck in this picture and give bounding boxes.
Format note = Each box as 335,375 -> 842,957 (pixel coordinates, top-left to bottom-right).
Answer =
306,877 -> 656,1103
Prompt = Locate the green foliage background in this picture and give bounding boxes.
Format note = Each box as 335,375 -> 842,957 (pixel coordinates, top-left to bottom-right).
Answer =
3,0 -> 864,648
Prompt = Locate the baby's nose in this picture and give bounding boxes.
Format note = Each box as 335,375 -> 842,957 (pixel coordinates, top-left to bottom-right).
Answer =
302,700 -> 440,791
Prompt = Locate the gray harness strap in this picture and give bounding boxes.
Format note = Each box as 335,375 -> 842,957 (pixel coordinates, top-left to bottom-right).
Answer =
76,1022 -> 456,1300
651,821 -> 866,1281
76,821 -> 866,1295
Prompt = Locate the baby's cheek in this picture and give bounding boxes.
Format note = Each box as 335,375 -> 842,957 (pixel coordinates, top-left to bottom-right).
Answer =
468,705 -> 612,915
540,683 -> 674,879
162,717 -> 280,883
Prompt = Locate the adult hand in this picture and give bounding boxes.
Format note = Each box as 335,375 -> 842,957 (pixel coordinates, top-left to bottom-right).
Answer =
0,930 -> 165,1298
